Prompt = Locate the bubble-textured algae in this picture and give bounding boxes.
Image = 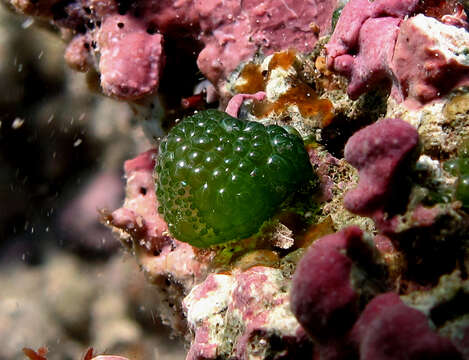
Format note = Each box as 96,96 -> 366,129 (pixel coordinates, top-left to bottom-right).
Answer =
444,139 -> 469,209
155,109 -> 314,248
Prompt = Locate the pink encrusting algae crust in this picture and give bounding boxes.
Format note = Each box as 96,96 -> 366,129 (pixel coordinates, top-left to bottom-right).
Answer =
291,227 -> 362,340
110,149 -> 169,251
97,15 -> 165,99
291,227 -> 387,340
326,0 -> 469,106
391,14 -> 469,107
343,118 -> 419,221
184,266 -> 313,360
11,0 -> 339,100
349,293 -> 462,360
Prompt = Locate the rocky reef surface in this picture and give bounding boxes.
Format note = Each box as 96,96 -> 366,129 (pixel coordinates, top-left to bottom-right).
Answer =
4,0 -> 469,359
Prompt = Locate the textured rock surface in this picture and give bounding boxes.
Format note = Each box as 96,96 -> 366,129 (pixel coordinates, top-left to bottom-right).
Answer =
184,266 -> 312,360
230,50 -> 336,137
386,90 -> 469,157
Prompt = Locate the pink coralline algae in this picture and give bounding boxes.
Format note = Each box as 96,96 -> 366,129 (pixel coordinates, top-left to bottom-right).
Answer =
291,227 -> 469,360
225,91 -> 266,118
350,293 -> 463,360
108,149 -> 169,251
184,266 -> 313,360
342,117 -> 469,283
326,0 -> 419,59
291,227 -> 386,342
97,15 -> 165,100
11,0 -> 339,100
392,14 -> 469,106
326,0 -> 469,105
108,149 -> 211,284
343,118 -> 419,223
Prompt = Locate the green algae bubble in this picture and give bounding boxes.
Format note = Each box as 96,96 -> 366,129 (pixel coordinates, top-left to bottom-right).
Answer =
443,159 -> 460,176
154,109 -> 314,248
457,175 -> 469,208
444,140 -> 469,209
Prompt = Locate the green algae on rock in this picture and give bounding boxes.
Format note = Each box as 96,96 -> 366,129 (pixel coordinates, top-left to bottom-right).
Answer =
443,138 -> 469,209
154,109 -> 314,248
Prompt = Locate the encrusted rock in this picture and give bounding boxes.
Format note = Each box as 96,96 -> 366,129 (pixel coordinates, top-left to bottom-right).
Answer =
326,0 -> 469,106
105,149 -> 214,332
10,0 -> 341,101
387,89 -> 469,157
184,266 -> 312,360
392,14 -> 469,107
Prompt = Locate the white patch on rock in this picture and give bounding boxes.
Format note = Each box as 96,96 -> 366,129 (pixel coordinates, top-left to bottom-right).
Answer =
411,14 -> 469,66
184,274 -> 235,325
261,53 -> 298,101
